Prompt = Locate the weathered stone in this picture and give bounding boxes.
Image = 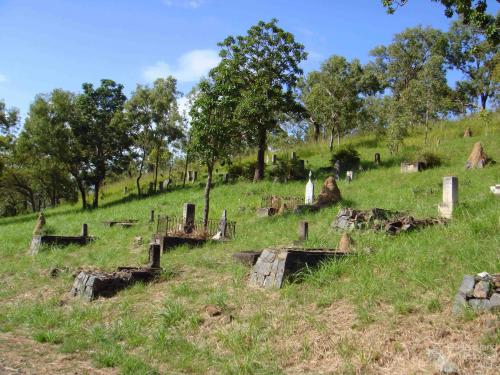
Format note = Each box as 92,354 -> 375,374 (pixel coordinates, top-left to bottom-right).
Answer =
489,293 -> 500,311
457,275 -> 475,298
438,177 -> 458,219
148,243 -> 161,269
314,176 -> 341,208
150,209 -> 155,223
452,293 -> 468,315
374,153 -> 381,165
29,235 -> 42,255
249,248 -> 347,289
32,212 -> 46,236
400,162 -> 423,173
465,142 -> 489,169
473,280 -> 490,299
205,305 -> 222,317
298,221 -> 308,241
476,271 -> 491,281
338,233 -> 354,252
490,184 -> 500,196
256,207 -> 276,218
468,298 -> 491,311
183,203 -> 195,233
81,223 -> 88,238
491,274 -> 500,289
463,127 -> 472,137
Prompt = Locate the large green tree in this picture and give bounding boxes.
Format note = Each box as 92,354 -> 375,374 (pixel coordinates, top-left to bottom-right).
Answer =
189,70 -> 242,227
126,77 -> 184,196
74,79 -> 130,208
447,19 -> 499,110
370,26 -> 448,97
217,19 -> 307,181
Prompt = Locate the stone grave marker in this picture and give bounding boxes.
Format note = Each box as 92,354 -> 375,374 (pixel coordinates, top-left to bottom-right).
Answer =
81,223 -> 88,238
149,209 -> 155,223
159,181 -> 164,192
400,162 -> 423,173
183,203 -> 195,233
272,154 -> 277,164
490,184 -> 500,196
298,221 -> 308,241
305,171 -> 314,204
193,171 -> 198,182
465,142 -> 489,169
438,176 -> 458,219
374,153 -> 381,165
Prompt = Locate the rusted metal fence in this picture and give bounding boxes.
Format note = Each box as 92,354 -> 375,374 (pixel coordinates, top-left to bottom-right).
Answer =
156,215 -> 236,239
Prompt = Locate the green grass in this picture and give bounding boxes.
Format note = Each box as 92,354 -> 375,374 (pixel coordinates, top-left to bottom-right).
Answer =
0,114 -> 499,374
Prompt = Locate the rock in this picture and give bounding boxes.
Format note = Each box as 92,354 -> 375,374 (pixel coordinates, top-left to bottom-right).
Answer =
468,298 -> 491,311
338,233 -> 354,252
463,127 -> 472,137
49,268 -> 61,278
476,271 -> 490,281
314,177 -> 341,208
473,280 -> 490,299
427,349 -> 458,375
489,293 -> 500,311
457,275 -> 475,298
465,142 -> 489,169
133,236 -> 143,246
491,274 -> 500,290
257,207 -> 276,218
205,305 -> 222,317
452,293 -> 468,315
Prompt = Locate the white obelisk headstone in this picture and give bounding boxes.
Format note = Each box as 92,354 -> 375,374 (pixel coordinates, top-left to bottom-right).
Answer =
305,171 -> 314,205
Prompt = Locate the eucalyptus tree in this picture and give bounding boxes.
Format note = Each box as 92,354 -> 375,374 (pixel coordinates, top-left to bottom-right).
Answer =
447,19 -> 499,110
126,77 -> 183,196
0,100 -> 19,136
189,69 -> 242,228
217,19 -> 307,181
74,79 -> 130,208
369,26 -> 448,97
302,55 -> 379,151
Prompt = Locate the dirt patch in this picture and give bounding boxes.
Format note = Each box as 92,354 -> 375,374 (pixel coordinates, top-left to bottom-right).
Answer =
0,331 -> 115,375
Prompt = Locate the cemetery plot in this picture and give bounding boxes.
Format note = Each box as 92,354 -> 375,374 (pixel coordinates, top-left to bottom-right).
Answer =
102,219 -> 138,228
154,204 -> 236,251
259,195 -> 303,215
331,207 -> 446,235
30,221 -> 95,255
71,243 -> 162,301
249,248 -> 348,289
453,272 -> 500,314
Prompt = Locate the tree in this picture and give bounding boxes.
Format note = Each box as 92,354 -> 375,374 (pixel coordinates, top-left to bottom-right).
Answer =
0,100 -> 19,135
302,56 -> 380,151
369,26 -> 448,97
74,79 -> 130,208
126,77 -> 184,196
399,55 -> 452,143
21,90 -> 89,209
189,72 -> 242,228
217,19 -> 307,181
382,0 -> 499,44
447,19 -> 499,110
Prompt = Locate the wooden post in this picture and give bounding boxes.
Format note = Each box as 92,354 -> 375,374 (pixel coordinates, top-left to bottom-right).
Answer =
81,223 -> 88,238
150,209 -> 155,223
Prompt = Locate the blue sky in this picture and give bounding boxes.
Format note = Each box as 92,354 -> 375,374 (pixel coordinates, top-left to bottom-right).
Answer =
0,0 -> 498,119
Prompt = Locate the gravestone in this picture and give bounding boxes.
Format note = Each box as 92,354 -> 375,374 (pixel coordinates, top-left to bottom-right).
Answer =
346,171 -> 353,182
219,209 -> 227,238
291,151 -> 297,160
149,209 -> 155,223
257,207 -> 276,218
338,233 -> 354,252
148,243 -> 161,269
159,181 -> 164,192
272,154 -> 277,164
183,203 -> 195,233
223,173 -> 229,183
187,170 -> 193,182
298,159 -> 305,172
81,223 -> 88,238
315,176 -> 341,208
438,176 -> 458,219
374,153 -> 381,165
266,154 -> 269,164
298,221 -> 308,241
400,162 -> 422,173
465,142 -> 488,169
305,171 -> 315,204
193,171 -> 198,182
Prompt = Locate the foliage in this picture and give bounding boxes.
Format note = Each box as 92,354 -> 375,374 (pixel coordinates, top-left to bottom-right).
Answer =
217,18 -> 307,181
269,158 -> 307,181
413,150 -> 443,169
330,145 -> 361,170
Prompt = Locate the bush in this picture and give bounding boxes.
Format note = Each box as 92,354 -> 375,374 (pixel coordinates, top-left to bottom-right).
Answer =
228,161 -> 257,181
269,158 -> 307,181
414,151 -> 443,169
330,145 -> 361,171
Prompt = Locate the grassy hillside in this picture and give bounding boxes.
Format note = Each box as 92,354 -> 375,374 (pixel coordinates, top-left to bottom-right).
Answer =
0,114 -> 499,374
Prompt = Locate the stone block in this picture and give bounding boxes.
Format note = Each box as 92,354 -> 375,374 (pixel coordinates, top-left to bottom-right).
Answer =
256,207 -> 276,218
457,275 -> 475,298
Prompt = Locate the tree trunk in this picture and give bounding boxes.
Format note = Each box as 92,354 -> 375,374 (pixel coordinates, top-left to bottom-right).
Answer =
480,93 -> 487,110
76,180 -> 86,210
183,153 -> 189,187
337,129 -> 340,146
92,182 -> 99,209
424,105 -> 429,145
154,145 -> 160,192
312,118 -> 320,142
136,151 -> 146,197
329,127 -> 334,152
253,127 -> 266,182
203,163 -> 213,229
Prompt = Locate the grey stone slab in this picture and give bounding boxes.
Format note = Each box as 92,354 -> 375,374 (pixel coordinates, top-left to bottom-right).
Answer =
457,275 -> 475,298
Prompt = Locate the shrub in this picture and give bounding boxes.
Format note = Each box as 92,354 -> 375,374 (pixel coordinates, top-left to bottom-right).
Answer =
330,145 -> 361,171
228,161 -> 257,181
414,151 -> 443,169
269,158 -> 307,181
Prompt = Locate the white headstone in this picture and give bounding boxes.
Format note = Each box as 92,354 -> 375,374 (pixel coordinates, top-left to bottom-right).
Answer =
490,184 -> 500,195
438,176 -> 458,219
305,171 -> 314,204
346,171 -> 353,182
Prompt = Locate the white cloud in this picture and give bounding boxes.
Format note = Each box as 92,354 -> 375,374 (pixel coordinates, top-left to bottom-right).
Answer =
0,74 -> 7,83
143,49 -> 220,83
163,0 -> 205,9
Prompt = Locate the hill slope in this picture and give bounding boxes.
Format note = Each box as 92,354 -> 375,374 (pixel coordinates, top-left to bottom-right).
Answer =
1,115 -> 499,374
